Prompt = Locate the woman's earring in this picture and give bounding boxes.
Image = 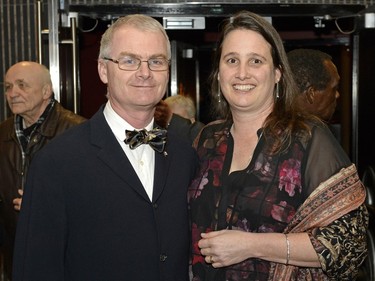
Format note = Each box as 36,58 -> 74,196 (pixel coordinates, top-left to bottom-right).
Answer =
217,79 -> 222,103
275,82 -> 280,99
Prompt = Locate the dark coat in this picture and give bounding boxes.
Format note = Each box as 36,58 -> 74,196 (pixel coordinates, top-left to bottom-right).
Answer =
0,102 -> 86,279
168,114 -> 205,144
12,106 -> 198,281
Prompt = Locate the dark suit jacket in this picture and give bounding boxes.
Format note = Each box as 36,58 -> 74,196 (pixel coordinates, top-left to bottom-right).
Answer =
0,102 -> 86,280
12,107 -> 198,281
168,114 -> 205,144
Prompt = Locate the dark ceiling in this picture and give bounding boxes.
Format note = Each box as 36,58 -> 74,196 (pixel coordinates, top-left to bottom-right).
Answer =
71,2 -> 370,45
70,3 -> 366,18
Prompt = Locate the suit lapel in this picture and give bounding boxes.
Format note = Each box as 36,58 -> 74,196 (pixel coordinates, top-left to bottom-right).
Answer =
152,149 -> 170,202
89,109 -> 150,201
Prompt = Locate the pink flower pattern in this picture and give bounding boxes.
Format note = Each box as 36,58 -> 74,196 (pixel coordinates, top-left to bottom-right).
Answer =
278,158 -> 302,196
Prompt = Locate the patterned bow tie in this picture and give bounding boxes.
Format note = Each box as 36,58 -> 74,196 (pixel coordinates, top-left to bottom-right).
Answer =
124,127 -> 167,153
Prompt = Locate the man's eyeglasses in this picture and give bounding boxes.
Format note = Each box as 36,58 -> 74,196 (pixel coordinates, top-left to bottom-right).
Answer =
103,56 -> 170,71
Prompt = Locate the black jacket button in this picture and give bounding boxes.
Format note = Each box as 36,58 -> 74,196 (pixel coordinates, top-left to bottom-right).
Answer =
160,254 -> 167,262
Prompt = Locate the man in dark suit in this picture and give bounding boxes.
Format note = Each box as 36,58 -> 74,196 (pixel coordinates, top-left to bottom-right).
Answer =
12,14 -> 198,281
0,61 -> 86,280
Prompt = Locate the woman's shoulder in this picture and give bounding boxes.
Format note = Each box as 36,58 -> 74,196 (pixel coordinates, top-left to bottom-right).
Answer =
309,121 -> 338,142
193,119 -> 231,147
294,119 -> 331,145
200,119 -> 231,136
307,120 -> 351,165
204,119 -> 230,129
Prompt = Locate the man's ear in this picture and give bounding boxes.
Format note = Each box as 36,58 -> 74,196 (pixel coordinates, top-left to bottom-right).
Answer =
42,84 -> 53,100
305,86 -> 315,104
98,60 -> 108,84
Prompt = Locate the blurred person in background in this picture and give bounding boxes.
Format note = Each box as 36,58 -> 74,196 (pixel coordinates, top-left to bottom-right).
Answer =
287,48 -> 340,122
287,48 -> 341,141
165,95 -> 199,123
161,95 -> 205,142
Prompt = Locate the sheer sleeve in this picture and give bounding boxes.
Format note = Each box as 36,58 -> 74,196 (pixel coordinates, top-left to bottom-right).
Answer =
303,124 -> 352,197
303,124 -> 369,279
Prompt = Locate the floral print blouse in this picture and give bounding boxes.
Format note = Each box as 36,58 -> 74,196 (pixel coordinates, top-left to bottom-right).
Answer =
188,119 -> 368,281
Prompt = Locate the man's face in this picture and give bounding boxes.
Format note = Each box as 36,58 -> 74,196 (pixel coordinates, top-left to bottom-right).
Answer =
4,63 -> 49,120
312,60 -> 340,121
98,25 -> 170,117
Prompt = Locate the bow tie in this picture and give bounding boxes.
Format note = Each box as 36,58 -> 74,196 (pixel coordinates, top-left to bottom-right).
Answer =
124,127 -> 167,153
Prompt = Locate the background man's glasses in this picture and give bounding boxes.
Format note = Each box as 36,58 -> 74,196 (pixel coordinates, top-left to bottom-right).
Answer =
103,56 -> 170,71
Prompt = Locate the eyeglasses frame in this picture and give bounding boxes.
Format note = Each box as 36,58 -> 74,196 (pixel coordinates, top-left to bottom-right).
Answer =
102,56 -> 170,72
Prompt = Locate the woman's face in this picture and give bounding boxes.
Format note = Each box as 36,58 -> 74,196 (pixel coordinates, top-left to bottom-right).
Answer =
218,29 -> 281,115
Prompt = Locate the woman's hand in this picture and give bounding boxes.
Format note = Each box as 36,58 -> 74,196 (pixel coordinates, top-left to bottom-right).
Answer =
198,229 -> 253,268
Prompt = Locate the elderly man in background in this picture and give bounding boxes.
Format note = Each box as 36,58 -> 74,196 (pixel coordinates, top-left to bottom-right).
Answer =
287,48 -> 341,142
0,61 -> 86,280
156,95 -> 205,143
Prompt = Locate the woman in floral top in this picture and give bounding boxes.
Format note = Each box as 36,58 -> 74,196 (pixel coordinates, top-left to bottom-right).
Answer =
188,11 -> 368,281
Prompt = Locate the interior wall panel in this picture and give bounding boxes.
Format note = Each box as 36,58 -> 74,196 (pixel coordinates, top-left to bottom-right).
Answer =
0,0 -> 38,122
357,29 -> 375,177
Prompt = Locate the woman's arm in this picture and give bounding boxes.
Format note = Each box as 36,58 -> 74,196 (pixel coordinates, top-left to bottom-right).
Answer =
198,230 -> 321,268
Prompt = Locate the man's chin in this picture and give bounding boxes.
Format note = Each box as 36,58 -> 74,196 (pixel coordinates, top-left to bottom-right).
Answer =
9,106 -> 25,115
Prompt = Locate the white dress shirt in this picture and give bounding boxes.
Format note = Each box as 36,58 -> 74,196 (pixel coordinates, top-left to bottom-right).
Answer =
103,101 -> 155,200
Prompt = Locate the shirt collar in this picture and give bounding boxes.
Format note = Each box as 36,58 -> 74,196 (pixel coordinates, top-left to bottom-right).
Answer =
103,101 -> 154,140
